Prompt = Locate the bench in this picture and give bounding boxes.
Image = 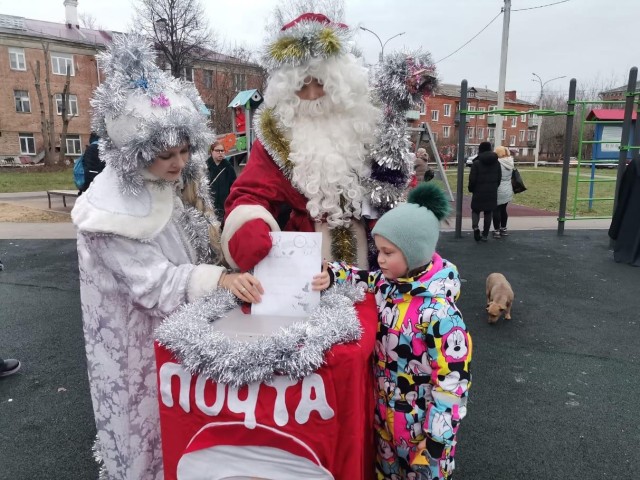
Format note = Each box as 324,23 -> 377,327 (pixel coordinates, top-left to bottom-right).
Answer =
47,190 -> 79,209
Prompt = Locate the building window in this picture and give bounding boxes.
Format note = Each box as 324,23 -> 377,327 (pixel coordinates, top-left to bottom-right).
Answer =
509,135 -> 516,146
432,132 -> 438,142
466,127 -> 474,139
443,104 -> 451,117
511,116 -> 517,127
469,105 -> 476,113
51,52 -> 74,76
9,47 -> 26,71
182,67 -> 194,82
521,113 -> 527,123
528,130 -> 536,142
478,106 -> 486,119
55,94 -> 79,116
488,127 -> 495,140
477,127 -> 484,140
502,129 -> 507,140
233,73 -> 246,91
65,135 -> 82,155
19,133 -> 36,154
443,126 -> 450,138
14,90 -> 31,113
431,110 -> 439,122
204,69 -> 213,89
418,102 -> 426,115
519,130 -> 526,141
488,105 -> 497,111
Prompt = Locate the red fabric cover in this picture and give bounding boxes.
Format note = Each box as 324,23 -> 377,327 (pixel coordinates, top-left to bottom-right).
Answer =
228,218 -> 273,271
155,293 -> 378,480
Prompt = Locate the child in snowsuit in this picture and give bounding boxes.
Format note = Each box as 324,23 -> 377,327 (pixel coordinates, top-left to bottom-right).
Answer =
315,182 -> 472,479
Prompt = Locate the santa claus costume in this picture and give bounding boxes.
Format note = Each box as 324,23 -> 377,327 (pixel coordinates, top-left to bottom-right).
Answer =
222,13 -> 381,271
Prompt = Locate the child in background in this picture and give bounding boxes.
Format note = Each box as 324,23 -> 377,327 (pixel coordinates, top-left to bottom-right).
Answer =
314,182 -> 472,479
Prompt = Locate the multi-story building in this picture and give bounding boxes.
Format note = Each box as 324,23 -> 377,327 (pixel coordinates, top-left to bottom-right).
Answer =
411,83 -> 538,159
600,82 -> 639,104
0,1 -> 263,162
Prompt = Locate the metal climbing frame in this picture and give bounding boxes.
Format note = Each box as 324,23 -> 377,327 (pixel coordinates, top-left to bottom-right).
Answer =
452,80 -> 570,238
558,67 -> 640,234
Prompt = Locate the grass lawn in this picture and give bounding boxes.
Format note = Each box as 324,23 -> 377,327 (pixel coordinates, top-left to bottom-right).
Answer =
439,166 -> 617,218
0,166 -> 76,193
0,165 -> 620,218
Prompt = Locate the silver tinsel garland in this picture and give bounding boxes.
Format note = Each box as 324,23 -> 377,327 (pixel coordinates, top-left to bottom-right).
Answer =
367,52 -> 438,212
155,284 -> 366,388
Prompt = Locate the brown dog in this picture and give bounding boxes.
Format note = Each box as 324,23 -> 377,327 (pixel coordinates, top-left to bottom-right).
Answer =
486,273 -> 514,324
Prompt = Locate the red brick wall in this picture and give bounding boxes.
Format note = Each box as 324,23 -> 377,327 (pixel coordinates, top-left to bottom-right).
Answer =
0,41 -> 100,158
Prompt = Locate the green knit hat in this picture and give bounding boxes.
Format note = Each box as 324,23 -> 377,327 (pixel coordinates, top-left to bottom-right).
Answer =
371,183 -> 450,270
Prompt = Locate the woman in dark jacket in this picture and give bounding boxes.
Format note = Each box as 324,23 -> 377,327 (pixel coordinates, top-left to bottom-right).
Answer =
206,141 -> 237,226
468,141 -> 501,241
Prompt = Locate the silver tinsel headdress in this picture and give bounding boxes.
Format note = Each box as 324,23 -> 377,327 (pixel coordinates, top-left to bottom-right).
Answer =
90,34 -> 215,195
262,12 -> 353,71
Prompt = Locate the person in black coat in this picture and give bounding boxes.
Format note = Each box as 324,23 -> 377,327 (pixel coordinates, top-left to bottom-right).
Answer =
206,141 -> 237,226
608,157 -> 640,266
468,141 -> 501,241
80,132 -> 104,194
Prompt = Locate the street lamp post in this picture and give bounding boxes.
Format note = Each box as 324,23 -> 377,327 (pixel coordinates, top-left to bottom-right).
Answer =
360,26 -> 405,63
532,72 -> 566,168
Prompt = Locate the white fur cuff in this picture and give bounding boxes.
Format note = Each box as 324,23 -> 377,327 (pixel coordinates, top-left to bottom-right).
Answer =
221,204 -> 281,269
187,264 -> 226,302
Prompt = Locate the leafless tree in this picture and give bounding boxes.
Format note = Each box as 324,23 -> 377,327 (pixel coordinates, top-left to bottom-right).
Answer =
134,0 -> 218,78
58,70 -> 73,164
31,60 -> 53,166
78,12 -> 100,30
265,0 -> 345,35
539,74 -> 623,161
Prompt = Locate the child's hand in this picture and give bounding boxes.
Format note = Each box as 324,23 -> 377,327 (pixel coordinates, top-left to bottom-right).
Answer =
311,262 -> 331,291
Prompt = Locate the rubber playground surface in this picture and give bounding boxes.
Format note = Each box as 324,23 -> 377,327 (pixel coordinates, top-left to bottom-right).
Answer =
0,229 -> 638,479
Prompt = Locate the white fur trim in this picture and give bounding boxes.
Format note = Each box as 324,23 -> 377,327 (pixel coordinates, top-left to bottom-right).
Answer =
71,166 -> 174,240
187,264 -> 226,302
221,205 -> 281,269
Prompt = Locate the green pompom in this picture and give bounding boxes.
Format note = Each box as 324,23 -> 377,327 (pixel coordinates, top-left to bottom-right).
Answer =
407,183 -> 450,221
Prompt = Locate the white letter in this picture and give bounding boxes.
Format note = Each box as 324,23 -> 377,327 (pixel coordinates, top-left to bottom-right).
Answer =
159,362 -> 192,412
266,376 -> 298,426
295,374 -> 334,424
227,382 -> 260,429
195,376 -> 226,416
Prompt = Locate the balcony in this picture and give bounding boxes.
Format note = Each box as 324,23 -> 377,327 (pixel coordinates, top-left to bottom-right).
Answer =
527,140 -> 536,147
487,114 -> 497,126
528,117 -> 539,128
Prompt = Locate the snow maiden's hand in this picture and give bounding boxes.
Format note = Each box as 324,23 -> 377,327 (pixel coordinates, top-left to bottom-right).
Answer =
219,272 -> 264,303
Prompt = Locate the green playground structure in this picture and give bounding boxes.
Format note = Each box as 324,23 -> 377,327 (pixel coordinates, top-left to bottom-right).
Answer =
451,67 -> 640,237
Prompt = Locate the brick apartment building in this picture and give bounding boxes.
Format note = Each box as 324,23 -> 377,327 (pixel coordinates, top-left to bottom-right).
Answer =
412,83 -> 538,159
0,0 -> 263,162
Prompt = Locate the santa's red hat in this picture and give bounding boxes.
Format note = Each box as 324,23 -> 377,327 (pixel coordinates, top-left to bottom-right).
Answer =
263,12 -> 352,71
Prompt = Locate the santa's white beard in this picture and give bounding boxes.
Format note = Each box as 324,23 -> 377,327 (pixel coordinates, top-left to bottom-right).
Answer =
287,97 -> 371,228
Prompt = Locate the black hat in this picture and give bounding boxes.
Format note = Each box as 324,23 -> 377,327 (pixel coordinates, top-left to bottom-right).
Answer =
478,141 -> 492,153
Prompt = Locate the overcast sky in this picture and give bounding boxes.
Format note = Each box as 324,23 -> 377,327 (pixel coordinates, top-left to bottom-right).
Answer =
1,0 -> 638,101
